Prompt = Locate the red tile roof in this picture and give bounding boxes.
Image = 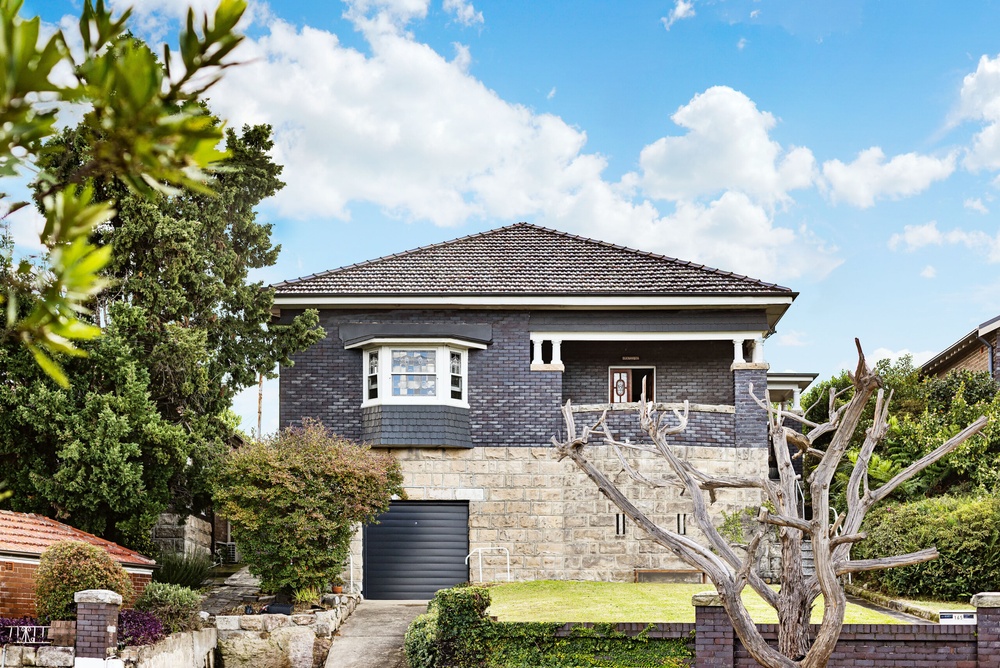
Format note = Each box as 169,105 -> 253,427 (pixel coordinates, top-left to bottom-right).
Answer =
273,223 -> 793,296
0,510 -> 155,568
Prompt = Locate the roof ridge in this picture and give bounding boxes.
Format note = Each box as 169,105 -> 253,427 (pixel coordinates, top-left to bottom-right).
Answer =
272,222 -> 790,292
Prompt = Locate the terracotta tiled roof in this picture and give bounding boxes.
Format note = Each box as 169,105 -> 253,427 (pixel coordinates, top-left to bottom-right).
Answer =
0,510 -> 155,567
273,223 -> 793,296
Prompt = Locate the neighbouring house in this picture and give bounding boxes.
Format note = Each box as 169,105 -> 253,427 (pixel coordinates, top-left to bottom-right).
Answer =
0,510 -> 155,617
921,314 -> 1000,381
273,223 -> 801,599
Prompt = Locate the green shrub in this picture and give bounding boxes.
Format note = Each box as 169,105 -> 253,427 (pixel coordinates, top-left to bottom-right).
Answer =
134,582 -> 201,634
854,495 -> 1000,600
404,610 -> 439,668
403,585 -> 694,667
152,552 -> 212,589
213,420 -> 404,594
435,585 -> 491,667
35,541 -> 135,622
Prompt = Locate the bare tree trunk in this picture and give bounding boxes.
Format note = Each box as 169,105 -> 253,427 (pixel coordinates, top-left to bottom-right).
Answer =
552,339 -> 988,668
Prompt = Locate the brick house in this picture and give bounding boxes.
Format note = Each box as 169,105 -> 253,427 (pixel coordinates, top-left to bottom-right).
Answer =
274,223 -> 799,599
922,313 -> 1000,380
0,510 -> 155,618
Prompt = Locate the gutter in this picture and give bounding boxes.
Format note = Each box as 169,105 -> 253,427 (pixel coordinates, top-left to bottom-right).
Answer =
978,334 -> 996,376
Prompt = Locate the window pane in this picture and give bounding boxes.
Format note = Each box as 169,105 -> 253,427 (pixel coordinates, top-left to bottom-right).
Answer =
451,375 -> 462,400
368,354 -> 378,376
391,350 -> 436,373
450,351 -> 461,375
392,374 -> 437,396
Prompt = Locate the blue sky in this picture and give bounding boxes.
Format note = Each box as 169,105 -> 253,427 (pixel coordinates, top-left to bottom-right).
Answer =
20,0 -> 1000,434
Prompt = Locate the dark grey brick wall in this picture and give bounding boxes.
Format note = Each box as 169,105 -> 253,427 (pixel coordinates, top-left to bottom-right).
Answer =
561,340 -> 733,405
280,309 -> 563,446
362,405 -> 473,447
279,309 -> 765,449
734,366 -> 768,448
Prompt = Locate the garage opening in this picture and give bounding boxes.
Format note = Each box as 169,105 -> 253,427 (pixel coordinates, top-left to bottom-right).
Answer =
362,500 -> 470,600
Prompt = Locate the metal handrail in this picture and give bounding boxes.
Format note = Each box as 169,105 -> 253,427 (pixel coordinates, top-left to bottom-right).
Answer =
465,547 -> 511,583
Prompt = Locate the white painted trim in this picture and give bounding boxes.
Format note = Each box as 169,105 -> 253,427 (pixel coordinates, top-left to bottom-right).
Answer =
274,295 -> 794,309
360,345 -> 471,409
0,554 -> 39,565
345,337 -> 487,350
530,330 -> 766,342
980,319 -> 1000,337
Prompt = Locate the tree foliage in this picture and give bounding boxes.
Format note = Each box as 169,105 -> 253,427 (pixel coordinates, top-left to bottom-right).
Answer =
854,495 -> 1000,600
805,362 -> 1000,504
214,420 -> 405,594
0,0 -> 246,385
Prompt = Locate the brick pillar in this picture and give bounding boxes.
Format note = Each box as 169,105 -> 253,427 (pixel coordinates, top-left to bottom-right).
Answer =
693,591 -> 734,667
973,593 -> 1000,668
74,589 -> 122,660
732,363 -> 769,449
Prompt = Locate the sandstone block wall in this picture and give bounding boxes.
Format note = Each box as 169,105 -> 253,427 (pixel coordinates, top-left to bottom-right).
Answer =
151,513 -> 212,557
349,443 -> 767,583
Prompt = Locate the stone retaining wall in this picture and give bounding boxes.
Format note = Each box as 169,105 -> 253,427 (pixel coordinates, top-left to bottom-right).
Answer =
214,594 -> 360,668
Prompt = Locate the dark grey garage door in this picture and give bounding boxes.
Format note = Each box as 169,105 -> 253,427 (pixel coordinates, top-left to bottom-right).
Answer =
363,501 -> 469,600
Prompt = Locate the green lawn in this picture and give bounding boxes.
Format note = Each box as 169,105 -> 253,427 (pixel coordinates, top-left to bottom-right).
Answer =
487,581 -> 904,625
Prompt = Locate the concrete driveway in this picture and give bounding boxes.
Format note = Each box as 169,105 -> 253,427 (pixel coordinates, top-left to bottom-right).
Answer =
325,600 -> 429,668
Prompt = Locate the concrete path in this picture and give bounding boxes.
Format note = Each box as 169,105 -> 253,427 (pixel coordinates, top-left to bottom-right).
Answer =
325,600 -> 429,668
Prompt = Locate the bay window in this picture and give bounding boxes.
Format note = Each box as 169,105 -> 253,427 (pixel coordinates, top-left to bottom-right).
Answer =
362,343 -> 470,407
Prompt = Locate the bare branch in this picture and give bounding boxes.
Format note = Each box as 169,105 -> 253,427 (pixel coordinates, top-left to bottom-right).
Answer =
829,532 -> 865,548
758,506 -> 812,533
836,548 -> 939,575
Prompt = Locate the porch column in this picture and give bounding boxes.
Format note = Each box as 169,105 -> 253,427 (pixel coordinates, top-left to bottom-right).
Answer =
550,339 -> 563,365
531,337 -> 543,365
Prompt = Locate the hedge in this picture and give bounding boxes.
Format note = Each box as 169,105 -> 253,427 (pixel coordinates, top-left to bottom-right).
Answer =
852,494 -> 1000,600
404,585 -> 693,668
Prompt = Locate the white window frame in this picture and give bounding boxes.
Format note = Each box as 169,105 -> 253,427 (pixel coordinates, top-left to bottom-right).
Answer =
359,339 -> 481,409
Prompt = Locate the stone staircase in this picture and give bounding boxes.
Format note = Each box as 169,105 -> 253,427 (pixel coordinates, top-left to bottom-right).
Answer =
802,539 -> 815,576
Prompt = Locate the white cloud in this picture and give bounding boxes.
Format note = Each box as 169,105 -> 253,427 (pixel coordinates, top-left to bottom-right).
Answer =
5,205 -> 46,253
776,330 -> 807,347
737,37 -> 747,50
869,347 -> 937,367
821,147 -> 956,208
888,220 -> 1000,261
547,87 -> 557,100
637,86 -> 817,207
956,53 -> 1000,171
661,0 -> 695,30
443,0 -> 483,26
750,9 -> 760,19
965,197 -> 989,213
147,3 -> 838,283
106,0 -> 268,41
920,265 -> 937,278
888,221 -> 943,251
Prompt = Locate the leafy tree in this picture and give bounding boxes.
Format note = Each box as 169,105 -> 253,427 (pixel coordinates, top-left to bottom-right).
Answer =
0,0 -> 246,385
0,121 -> 324,549
214,420 -> 405,595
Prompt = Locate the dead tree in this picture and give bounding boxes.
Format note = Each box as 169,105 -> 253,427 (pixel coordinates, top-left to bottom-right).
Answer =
552,341 -> 988,668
